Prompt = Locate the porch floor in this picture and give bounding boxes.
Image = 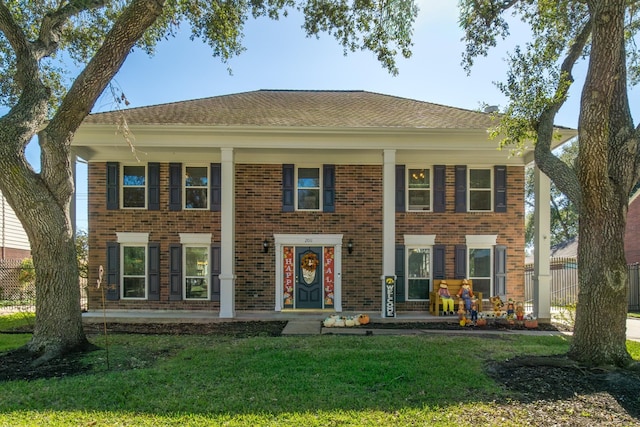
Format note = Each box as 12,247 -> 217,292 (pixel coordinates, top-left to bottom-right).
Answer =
81,309 -> 445,324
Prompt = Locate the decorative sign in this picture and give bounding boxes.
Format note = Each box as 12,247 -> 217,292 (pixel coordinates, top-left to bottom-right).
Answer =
323,247 -> 334,307
384,276 -> 396,318
283,246 -> 294,308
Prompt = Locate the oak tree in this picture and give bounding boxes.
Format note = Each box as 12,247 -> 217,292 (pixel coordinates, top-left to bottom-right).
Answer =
460,0 -> 638,366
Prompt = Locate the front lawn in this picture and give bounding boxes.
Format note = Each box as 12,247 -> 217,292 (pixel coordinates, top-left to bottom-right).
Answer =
1,318 -> 639,426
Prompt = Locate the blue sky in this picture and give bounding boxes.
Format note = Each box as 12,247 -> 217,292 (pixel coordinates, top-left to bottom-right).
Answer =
32,2 -> 603,230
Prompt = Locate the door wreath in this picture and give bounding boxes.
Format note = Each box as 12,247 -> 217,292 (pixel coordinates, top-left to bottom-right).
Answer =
301,252 -> 319,284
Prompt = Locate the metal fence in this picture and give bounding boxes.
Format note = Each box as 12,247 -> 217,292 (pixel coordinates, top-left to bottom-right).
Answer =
0,259 -> 87,314
525,257 -> 640,311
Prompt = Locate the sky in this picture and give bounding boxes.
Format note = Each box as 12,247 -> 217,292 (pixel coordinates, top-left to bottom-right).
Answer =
29,2 -> 603,231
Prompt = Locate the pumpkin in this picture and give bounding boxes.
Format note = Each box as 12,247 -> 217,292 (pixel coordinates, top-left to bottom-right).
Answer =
358,314 -> 370,325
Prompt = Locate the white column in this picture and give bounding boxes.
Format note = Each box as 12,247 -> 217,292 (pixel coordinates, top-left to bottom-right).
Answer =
219,148 -> 236,318
382,149 -> 396,317
533,166 -> 552,321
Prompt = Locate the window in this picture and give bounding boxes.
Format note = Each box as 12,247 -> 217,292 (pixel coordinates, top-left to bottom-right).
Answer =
297,167 -> 321,210
122,245 -> 146,299
468,248 -> 491,296
184,246 -> 210,299
184,166 -> 209,209
468,168 -> 492,211
408,168 -> 431,211
122,165 -> 146,208
407,248 -> 431,300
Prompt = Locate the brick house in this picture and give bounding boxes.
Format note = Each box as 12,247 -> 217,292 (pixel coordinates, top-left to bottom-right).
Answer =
72,90 -> 574,317
626,190 -> 640,264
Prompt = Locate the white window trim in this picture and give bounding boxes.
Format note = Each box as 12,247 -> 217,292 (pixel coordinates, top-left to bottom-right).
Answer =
295,165 -> 322,212
117,232 -> 149,300
404,235 -> 436,301
467,167 -> 493,212
406,167 -> 432,212
120,164 -> 147,210
180,234 -> 211,300
180,233 -> 212,245
466,234 -> 496,297
183,164 -> 209,210
183,244 -> 211,300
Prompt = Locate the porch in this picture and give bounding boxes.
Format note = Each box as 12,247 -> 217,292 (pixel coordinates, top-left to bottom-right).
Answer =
81,309 -> 445,325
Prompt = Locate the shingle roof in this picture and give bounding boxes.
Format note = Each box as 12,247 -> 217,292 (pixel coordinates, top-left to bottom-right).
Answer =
82,90 -> 497,129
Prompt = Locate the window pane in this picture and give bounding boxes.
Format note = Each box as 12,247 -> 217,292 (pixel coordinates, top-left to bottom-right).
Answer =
408,279 -> 429,299
298,189 -> 319,210
123,166 -> 145,186
123,246 -> 145,275
408,249 -> 430,278
470,169 -> 490,189
409,189 -> 430,210
469,248 -> 491,277
186,278 -> 208,299
471,278 -> 491,296
123,277 -> 145,298
123,187 -> 145,208
470,190 -> 491,210
186,167 -> 208,187
186,188 -> 208,209
298,168 -> 320,188
408,169 -> 429,188
186,247 -> 208,276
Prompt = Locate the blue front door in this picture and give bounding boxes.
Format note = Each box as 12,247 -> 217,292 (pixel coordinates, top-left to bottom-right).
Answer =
296,247 -> 323,309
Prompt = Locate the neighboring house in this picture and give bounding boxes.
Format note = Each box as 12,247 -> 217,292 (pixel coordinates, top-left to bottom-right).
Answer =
0,190 -> 30,261
71,90 -> 574,316
626,190 -> 640,264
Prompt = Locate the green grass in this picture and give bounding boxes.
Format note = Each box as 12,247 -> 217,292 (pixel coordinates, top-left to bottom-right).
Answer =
0,323 -> 636,426
0,312 -> 33,351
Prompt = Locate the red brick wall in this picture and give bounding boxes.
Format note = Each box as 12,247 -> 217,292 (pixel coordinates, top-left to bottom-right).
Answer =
0,247 -> 30,261
626,197 -> 640,264
87,162 -> 524,312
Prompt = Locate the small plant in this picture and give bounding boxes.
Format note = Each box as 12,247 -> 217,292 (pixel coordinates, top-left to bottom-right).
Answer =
553,303 -> 577,328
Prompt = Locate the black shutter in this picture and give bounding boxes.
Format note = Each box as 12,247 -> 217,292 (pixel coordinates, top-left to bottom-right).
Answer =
282,164 -> 295,212
433,244 -> 446,279
494,165 -> 507,212
455,165 -> 467,213
169,244 -> 182,300
395,245 -> 405,302
148,242 -> 160,300
106,242 -> 120,300
106,162 -> 119,210
323,164 -> 335,213
211,244 -> 221,301
494,245 -> 507,296
454,244 -> 467,279
210,163 -> 221,212
169,163 -> 182,211
396,165 -> 405,212
148,163 -> 160,211
433,165 -> 446,213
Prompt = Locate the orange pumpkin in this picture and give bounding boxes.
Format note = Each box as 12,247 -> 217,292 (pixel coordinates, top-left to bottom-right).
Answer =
358,314 -> 370,325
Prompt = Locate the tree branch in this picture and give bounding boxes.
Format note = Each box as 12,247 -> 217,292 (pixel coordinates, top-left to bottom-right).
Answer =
32,0 -> 108,60
42,0 -> 165,205
0,1 -> 38,89
535,18 -> 592,210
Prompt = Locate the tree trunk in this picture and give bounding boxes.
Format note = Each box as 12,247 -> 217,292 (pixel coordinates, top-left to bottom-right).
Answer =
569,206 -> 631,366
566,0 -> 632,367
28,223 -> 87,362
